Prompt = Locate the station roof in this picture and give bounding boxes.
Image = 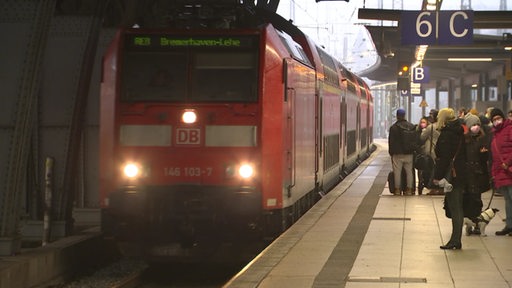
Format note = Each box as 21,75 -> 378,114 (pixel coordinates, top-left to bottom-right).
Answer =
357,8 -> 512,83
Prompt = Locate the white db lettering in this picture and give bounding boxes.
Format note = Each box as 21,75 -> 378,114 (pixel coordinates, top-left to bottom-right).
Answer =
176,128 -> 201,145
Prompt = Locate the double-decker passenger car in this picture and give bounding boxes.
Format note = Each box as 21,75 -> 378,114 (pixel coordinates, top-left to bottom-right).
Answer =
100,2 -> 374,262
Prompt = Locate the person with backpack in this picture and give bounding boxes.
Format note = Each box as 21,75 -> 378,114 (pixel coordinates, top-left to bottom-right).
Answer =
388,108 -> 417,195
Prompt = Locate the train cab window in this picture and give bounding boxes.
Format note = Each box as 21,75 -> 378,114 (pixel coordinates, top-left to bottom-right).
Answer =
121,52 -> 188,101
191,52 -> 257,102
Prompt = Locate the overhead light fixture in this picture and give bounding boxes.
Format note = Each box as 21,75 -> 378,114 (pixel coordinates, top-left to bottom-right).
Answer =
426,4 -> 437,10
448,58 -> 492,62
415,45 -> 428,61
505,46 -> 512,51
371,82 -> 397,89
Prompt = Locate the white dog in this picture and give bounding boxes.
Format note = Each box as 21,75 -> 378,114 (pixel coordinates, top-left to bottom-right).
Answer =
464,208 -> 500,236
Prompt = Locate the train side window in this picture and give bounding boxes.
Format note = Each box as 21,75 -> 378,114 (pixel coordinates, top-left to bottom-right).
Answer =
316,47 -> 339,87
295,47 -> 311,66
346,76 -> 357,95
357,79 -> 368,99
277,31 -> 312,66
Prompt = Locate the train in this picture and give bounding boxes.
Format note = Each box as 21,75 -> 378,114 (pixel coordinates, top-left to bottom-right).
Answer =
99,1 -> 375,262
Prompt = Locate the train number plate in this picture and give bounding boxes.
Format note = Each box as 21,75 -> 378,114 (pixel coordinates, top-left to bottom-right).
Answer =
164,167 -> 213,177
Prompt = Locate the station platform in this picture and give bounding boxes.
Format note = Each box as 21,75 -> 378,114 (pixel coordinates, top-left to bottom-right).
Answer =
225,139 -> 512,288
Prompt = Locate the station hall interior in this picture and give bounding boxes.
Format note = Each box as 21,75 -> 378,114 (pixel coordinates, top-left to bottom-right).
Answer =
1,0 -> 512,281
1,0 -> 512,287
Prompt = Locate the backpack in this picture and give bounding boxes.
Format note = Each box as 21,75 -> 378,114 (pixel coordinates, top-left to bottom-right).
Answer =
398,122 -> 419,154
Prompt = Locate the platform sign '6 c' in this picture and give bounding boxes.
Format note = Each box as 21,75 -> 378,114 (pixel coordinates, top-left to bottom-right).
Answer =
401,10 -> 473,45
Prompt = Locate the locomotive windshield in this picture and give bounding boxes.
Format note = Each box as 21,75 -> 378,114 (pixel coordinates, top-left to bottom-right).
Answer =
121,34 -> 259,103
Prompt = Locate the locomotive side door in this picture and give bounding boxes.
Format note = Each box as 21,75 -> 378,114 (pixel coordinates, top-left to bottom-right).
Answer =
283,58 -> 316,204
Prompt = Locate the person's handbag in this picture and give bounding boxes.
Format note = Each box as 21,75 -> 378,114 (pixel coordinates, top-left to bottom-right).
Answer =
444,159 -> 456,183
414,153 -> 433,170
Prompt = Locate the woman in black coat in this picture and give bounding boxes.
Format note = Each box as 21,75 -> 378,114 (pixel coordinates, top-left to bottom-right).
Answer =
433,108 -> 467,250
463,114 -> 490,234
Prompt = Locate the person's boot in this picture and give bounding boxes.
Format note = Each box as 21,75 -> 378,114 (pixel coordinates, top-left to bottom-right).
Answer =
495,227 -> 512,235
393,188 -> 401,195
404,187 -> 414,196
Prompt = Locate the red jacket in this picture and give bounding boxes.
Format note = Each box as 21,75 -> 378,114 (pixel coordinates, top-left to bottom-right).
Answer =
490,119 -> 512,189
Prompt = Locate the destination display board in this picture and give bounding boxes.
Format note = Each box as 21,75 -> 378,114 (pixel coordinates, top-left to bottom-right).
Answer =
124,34 -> 257,50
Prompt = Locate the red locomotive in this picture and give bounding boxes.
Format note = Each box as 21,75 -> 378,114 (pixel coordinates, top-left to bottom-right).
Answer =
99,2 -> 374,262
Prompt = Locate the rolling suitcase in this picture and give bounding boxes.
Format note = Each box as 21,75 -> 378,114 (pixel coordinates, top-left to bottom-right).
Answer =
388,167 -> 415,194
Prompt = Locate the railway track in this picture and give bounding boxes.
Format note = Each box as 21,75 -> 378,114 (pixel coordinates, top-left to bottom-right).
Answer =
62,259 -> 244,288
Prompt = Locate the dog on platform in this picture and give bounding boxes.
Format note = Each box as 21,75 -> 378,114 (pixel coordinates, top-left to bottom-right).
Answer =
464,208 -> 500,236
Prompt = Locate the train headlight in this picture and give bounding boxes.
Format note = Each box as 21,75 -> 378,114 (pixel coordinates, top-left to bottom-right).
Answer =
123,163 -> 141,179
225,163 -> 256,180
239,164 -> 254,179
182,110 -> 197,124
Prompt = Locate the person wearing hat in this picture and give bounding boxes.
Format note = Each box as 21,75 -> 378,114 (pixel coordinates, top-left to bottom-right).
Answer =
488,108 -> 512,236
421,109 -> 442,195
388,108 -> 416,195
462,113 -> 490,234
428,109 -> 439,124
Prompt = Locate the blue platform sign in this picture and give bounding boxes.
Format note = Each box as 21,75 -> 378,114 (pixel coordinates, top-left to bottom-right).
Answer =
401,11 -> 436,45
438,11 -> 473,45
413,66 -> 430,83
401,10 -> 473,45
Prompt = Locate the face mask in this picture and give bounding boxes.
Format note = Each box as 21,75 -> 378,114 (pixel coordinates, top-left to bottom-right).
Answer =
420,122 -> 427,129
493,119 -> 503,127
470,125 -> 480,134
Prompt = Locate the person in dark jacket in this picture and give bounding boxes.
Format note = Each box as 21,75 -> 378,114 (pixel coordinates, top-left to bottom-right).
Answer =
416,116 -> 430,194
489,108 -> 512,236
388,108 -> 416,195
463,114 -> 490,234
433,108 -> 466,250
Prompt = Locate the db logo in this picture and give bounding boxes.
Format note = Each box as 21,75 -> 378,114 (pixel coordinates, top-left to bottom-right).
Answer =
176,128 -> 201,145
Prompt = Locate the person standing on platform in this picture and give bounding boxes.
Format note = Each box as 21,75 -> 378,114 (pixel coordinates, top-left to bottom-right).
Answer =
463,114 -> 490,234
421,109 -> 442,195
488,108 -> 512,236
416,116 -> 431,194
388,108 -> 416,196
433,108 -> 466,250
